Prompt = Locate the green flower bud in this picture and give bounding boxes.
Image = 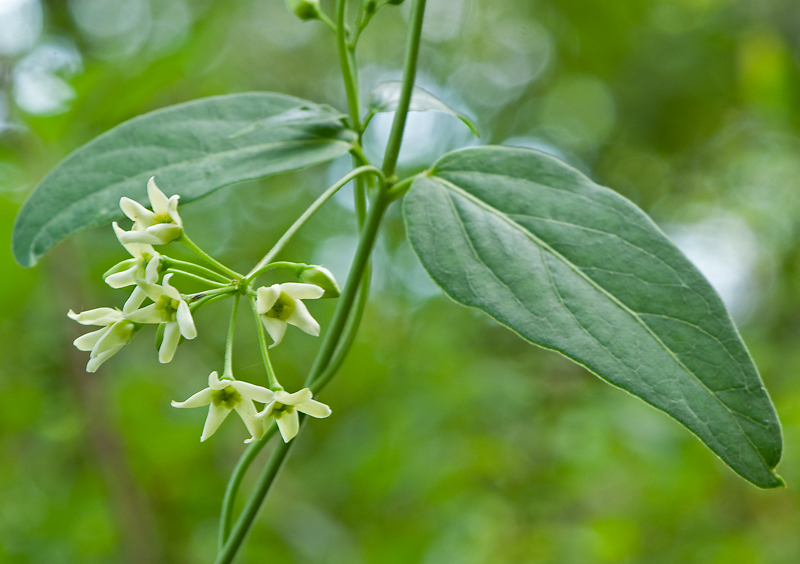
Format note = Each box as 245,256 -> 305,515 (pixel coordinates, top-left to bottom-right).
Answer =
286,0 -> 321,21
363,0 -> 377,14
298,265 -> 340,299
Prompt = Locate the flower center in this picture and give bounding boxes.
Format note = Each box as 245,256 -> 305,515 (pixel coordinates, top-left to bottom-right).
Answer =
265,293 -> 296,321
211,386 -> 242,409
155,295 -> 180,318
270,402 -> 295,419
152,212 -> 174,225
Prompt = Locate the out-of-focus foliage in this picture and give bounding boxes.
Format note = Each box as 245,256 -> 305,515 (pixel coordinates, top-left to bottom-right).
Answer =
1,0 -> 800,563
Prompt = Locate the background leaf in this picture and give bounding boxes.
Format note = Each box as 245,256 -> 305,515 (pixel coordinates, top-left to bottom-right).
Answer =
403,146 -> 783,488
366,81 -> 479,136
12,93 -> 356,267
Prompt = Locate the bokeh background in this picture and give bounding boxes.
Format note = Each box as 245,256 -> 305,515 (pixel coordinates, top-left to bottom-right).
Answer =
2,0 -> 800,562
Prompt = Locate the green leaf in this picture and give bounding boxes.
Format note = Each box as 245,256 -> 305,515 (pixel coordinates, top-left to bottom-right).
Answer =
13,93 -> 356,267
366,81 -> 479,136
403,146 -> 783,488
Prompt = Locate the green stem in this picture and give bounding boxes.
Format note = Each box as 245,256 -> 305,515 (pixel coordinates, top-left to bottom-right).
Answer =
161,256 -> 231,283
217,422 -> 278,551
306,189 -> 390,384
179,233 -> 243,280
214,435 -> 296,564
165,269 -> 229,288
189,292 -> 232,313
337,0 -> 361,131
381,0 -> 428,177
222,295 -> 240,380
245,166 -> 384,282
311,265 -> 370,393
250,297 -> 280,390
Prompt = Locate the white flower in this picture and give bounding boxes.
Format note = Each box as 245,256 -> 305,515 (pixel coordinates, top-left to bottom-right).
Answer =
125,273 -> 197,363
104,222 -> 162,289
118,177 -> 183,245
171,371 -> 275,442
68,308 -> 136,372
255,283 -> 324,348
253,388 -> 331,443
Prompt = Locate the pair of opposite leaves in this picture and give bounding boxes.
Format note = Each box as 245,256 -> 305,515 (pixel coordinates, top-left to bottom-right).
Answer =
12,86 -> 783,489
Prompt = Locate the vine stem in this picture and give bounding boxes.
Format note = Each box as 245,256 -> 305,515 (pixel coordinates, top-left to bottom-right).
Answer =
337,0 -> 361,131
382,0 -> 428,178
215,1 -> 428,560
245,165 -> 383,282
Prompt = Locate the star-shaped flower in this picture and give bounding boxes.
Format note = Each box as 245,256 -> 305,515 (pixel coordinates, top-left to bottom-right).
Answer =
253,388 -> 331,442
125,273 -> 197,363
118,177 -> 183,245
68,307 -> 136,372
171,371 -> 274,442
255,283 -> 324,348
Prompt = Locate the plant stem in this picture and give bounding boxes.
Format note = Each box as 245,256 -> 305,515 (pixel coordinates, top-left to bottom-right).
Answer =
250,297 -> 280,390
217,422 -> 278,551
179,233 -> 243,279
188,292 -> 234,313
222,295 -> 240,380
306,189 -> 389,384
214,435 -> 296,564
165,269 -> 229,288
337,0 -> 361,131
161,256 -> 232,283
246,166 -> 383,282
381,0 -> 427,178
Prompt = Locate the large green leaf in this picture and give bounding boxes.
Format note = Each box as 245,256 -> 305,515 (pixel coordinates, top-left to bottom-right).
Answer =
403,146 -> 783,488
13,93 -> 356,267
365,81 -> 479,136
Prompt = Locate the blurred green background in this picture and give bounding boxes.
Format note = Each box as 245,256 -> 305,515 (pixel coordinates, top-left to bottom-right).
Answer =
2,0 -> 800,562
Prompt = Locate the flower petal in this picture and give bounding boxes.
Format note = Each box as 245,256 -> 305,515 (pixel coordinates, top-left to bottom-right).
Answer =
125,304 -> 165,324
68,308 -> 122,326
171,387 -> 214,408
113,222 -> 150,258
166,196 -> 182,226
200,404 -> 230,442
105,265 -> 138,289
176,301 -> 197,339
232,381 -> 275,404
158,321 -> 181,363
280,283 -> 324,300
144,254 -> 161,284
87,348 -> 117,373
161,273 -> 181,300
208,371 -> 226,390
118,230 -> 164,246
145,223 -> 182,244
276,410 -> 300,442
74,327 -> 107,351
123,286 -> 148,314
120,197 -> 155,226
275,388 -> 313,406
255,285 -> 280,313
234,400 -> 264,442
296,399 -> 332,419
286,300 -> 319,336
147,177 -> 170,215
261,317 -> 287,348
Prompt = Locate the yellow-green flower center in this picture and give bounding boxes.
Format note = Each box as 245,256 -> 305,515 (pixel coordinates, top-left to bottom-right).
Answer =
152,212 -> 174,225
155,295 -> 180,318
270,402 -> 294,419
265,293 -> 296,321
211,386 -> 242,409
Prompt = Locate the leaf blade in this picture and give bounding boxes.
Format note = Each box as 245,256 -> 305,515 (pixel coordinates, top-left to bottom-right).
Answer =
403,145 -> 783,488
13,92 -> 356,267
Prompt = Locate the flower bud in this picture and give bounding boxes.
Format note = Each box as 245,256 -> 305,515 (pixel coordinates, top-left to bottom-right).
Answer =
286,0 -> 321,21
363,0 -> 377,14
298,265 -> 340,299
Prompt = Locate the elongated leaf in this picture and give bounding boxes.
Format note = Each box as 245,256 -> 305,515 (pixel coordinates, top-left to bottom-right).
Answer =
403,146 -> 783,488
366,81 -> 479,136
13,93 -> 356,267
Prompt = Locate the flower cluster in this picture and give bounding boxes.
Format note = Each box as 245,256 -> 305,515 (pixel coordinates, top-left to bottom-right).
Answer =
69,178 -> 190,372
68,177 -> 334,443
